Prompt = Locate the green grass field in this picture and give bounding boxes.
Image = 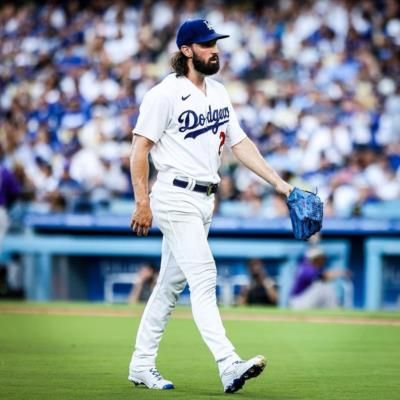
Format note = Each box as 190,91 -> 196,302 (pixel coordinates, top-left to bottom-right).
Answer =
1,303 -> 399,400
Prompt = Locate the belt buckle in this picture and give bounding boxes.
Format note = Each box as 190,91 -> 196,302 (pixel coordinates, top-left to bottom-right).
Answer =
207,183 -> 217,196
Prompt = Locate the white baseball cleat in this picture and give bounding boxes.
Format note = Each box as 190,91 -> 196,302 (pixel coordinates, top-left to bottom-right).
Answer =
220,355 -> 267,393
128,367 -> 174,390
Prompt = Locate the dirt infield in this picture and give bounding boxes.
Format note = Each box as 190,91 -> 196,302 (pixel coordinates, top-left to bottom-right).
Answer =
1,304 -> 400,326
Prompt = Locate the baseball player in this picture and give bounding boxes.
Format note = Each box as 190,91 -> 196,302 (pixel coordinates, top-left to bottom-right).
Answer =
128,19 -> 293,394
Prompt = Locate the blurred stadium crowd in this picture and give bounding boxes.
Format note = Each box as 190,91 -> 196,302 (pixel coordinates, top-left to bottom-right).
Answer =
1,0 -> 399,218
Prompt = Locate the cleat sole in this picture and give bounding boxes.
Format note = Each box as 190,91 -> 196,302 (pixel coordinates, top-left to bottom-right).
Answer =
128,376 -> 143,386
128,375 -> 175,390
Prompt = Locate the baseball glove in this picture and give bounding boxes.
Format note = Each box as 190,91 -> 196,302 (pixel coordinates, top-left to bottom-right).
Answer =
286,187 -> 323,240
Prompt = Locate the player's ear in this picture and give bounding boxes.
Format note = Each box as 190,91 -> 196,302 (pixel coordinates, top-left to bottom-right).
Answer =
181,45 -> 193,58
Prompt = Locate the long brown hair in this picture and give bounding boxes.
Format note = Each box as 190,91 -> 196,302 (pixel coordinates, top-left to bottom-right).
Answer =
170,51 -> 189,77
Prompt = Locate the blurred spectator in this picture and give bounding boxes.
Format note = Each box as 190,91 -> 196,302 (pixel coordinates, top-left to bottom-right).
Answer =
289,247 -> 350,309
58,163 -> 83,210
0,265 -> 21,299
128,262 -> 158,304
237,259 -> 278,306
0,158 -> 21,241
0,267 -> 10,298
218,175 -> 239,202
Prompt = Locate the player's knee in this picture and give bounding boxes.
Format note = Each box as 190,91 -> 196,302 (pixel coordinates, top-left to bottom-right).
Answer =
187,262 -> 217,297
171,280 -> 186,301
157,278 -> 186,303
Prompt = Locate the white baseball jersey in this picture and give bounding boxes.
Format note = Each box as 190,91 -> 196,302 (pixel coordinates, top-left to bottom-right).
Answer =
133,73 -> 247,183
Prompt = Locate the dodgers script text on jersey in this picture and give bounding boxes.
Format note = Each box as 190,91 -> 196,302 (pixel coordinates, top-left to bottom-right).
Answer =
178,106 -> 230,139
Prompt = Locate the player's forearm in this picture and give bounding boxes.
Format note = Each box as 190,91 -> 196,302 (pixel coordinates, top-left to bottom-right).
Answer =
130,136 -> 152,204
232,137 -> 290,194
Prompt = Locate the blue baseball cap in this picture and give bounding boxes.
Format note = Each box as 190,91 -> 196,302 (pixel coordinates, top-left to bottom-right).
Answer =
176,19 -> 229,48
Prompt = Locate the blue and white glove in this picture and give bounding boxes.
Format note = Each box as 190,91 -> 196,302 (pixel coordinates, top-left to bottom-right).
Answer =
286,187 -> 324,240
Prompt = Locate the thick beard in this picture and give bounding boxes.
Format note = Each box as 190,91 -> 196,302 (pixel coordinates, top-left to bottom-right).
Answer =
192,52 -> 220,75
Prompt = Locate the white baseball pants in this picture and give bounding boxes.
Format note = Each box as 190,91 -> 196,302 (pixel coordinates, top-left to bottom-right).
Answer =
130,179 -> 238,371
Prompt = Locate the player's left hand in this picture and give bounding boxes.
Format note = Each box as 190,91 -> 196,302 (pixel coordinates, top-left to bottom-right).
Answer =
275,181 -> 293,198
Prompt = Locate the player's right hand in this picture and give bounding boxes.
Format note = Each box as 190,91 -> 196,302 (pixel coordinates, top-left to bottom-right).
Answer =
130,202 -> 153,236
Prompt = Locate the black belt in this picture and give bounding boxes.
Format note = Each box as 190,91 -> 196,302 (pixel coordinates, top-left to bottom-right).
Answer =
172,178 -> 218,196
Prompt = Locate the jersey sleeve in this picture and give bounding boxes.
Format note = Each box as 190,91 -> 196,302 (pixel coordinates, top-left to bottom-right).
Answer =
133,86 -> 171,143
225,98 -> 247,147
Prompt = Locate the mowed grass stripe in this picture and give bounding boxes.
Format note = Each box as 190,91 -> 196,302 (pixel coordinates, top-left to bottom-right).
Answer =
0,313 -> 399,400
1,302 -> 400,326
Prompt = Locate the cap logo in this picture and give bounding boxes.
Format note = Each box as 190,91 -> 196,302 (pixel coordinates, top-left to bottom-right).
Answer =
203,20 -> 213,31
